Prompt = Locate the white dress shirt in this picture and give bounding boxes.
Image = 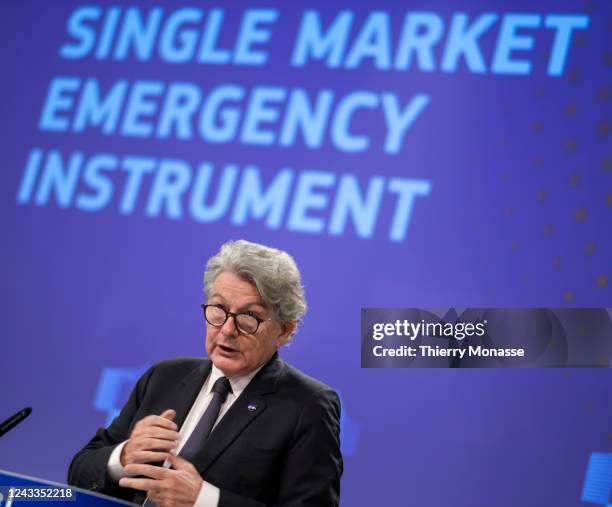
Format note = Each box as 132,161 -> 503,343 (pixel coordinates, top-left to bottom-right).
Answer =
107,364 -> 263,507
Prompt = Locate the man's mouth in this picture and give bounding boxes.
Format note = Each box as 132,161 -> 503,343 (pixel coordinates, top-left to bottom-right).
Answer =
218,344 -> 239,354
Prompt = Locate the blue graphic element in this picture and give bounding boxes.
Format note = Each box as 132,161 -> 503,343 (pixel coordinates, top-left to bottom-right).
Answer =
336,391 -> 361,458
94,366 -> 147,426
582,453 -> 612,506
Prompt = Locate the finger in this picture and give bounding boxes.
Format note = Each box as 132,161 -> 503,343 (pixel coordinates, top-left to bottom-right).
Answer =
118,477 -> 158,491
151,491 -> 177,507
148,491 -> 164,503
130,450 -> 172,464
148,491 -> 173,505
142,415 -> 178,431
124,463 -> 169,480
160,409 -> 176,422
132,437 -> 178,452
167,453 -> 191,471
140,427 -> 180,441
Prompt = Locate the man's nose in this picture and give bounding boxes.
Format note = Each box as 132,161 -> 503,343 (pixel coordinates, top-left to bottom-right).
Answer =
220,315 -> 239,337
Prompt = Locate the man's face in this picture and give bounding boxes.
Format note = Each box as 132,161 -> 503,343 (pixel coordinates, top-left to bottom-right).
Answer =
205,271 -> 293,377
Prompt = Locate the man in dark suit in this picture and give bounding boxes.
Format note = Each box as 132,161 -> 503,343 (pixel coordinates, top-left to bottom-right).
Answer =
68,240 -> 342,507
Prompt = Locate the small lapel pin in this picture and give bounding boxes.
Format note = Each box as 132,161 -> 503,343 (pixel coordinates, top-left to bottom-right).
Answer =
247,403 -> 258,412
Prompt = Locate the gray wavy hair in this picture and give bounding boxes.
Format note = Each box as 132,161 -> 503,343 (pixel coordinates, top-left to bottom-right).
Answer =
204,240 -> 307,336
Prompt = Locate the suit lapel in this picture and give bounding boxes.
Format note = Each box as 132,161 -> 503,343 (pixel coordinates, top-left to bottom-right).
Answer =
192,354 -> 285,474
172,361 -> 212,430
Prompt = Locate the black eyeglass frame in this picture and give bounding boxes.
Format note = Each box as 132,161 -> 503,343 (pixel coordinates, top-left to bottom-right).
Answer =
201,303 -> 273,335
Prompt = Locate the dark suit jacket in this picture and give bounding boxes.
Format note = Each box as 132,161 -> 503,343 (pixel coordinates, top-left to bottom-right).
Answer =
67,354 -> 342,507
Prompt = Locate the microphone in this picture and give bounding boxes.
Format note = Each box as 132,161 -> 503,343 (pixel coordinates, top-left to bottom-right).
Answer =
0,407 -> 32,438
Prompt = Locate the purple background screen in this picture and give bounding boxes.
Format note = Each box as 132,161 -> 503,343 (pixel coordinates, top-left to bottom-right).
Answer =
1,1 -> 611,506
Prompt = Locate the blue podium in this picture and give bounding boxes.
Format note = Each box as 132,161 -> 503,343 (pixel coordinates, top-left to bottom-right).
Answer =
0,470 -> 134,506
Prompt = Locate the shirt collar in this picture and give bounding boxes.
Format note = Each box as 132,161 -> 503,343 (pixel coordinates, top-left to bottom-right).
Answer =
208,363 -> 265,397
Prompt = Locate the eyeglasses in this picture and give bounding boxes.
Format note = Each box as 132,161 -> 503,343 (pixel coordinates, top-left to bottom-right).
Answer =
201,304 -> 272,335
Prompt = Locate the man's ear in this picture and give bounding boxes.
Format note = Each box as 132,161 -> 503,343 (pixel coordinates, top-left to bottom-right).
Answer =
276,321 -> 297,347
